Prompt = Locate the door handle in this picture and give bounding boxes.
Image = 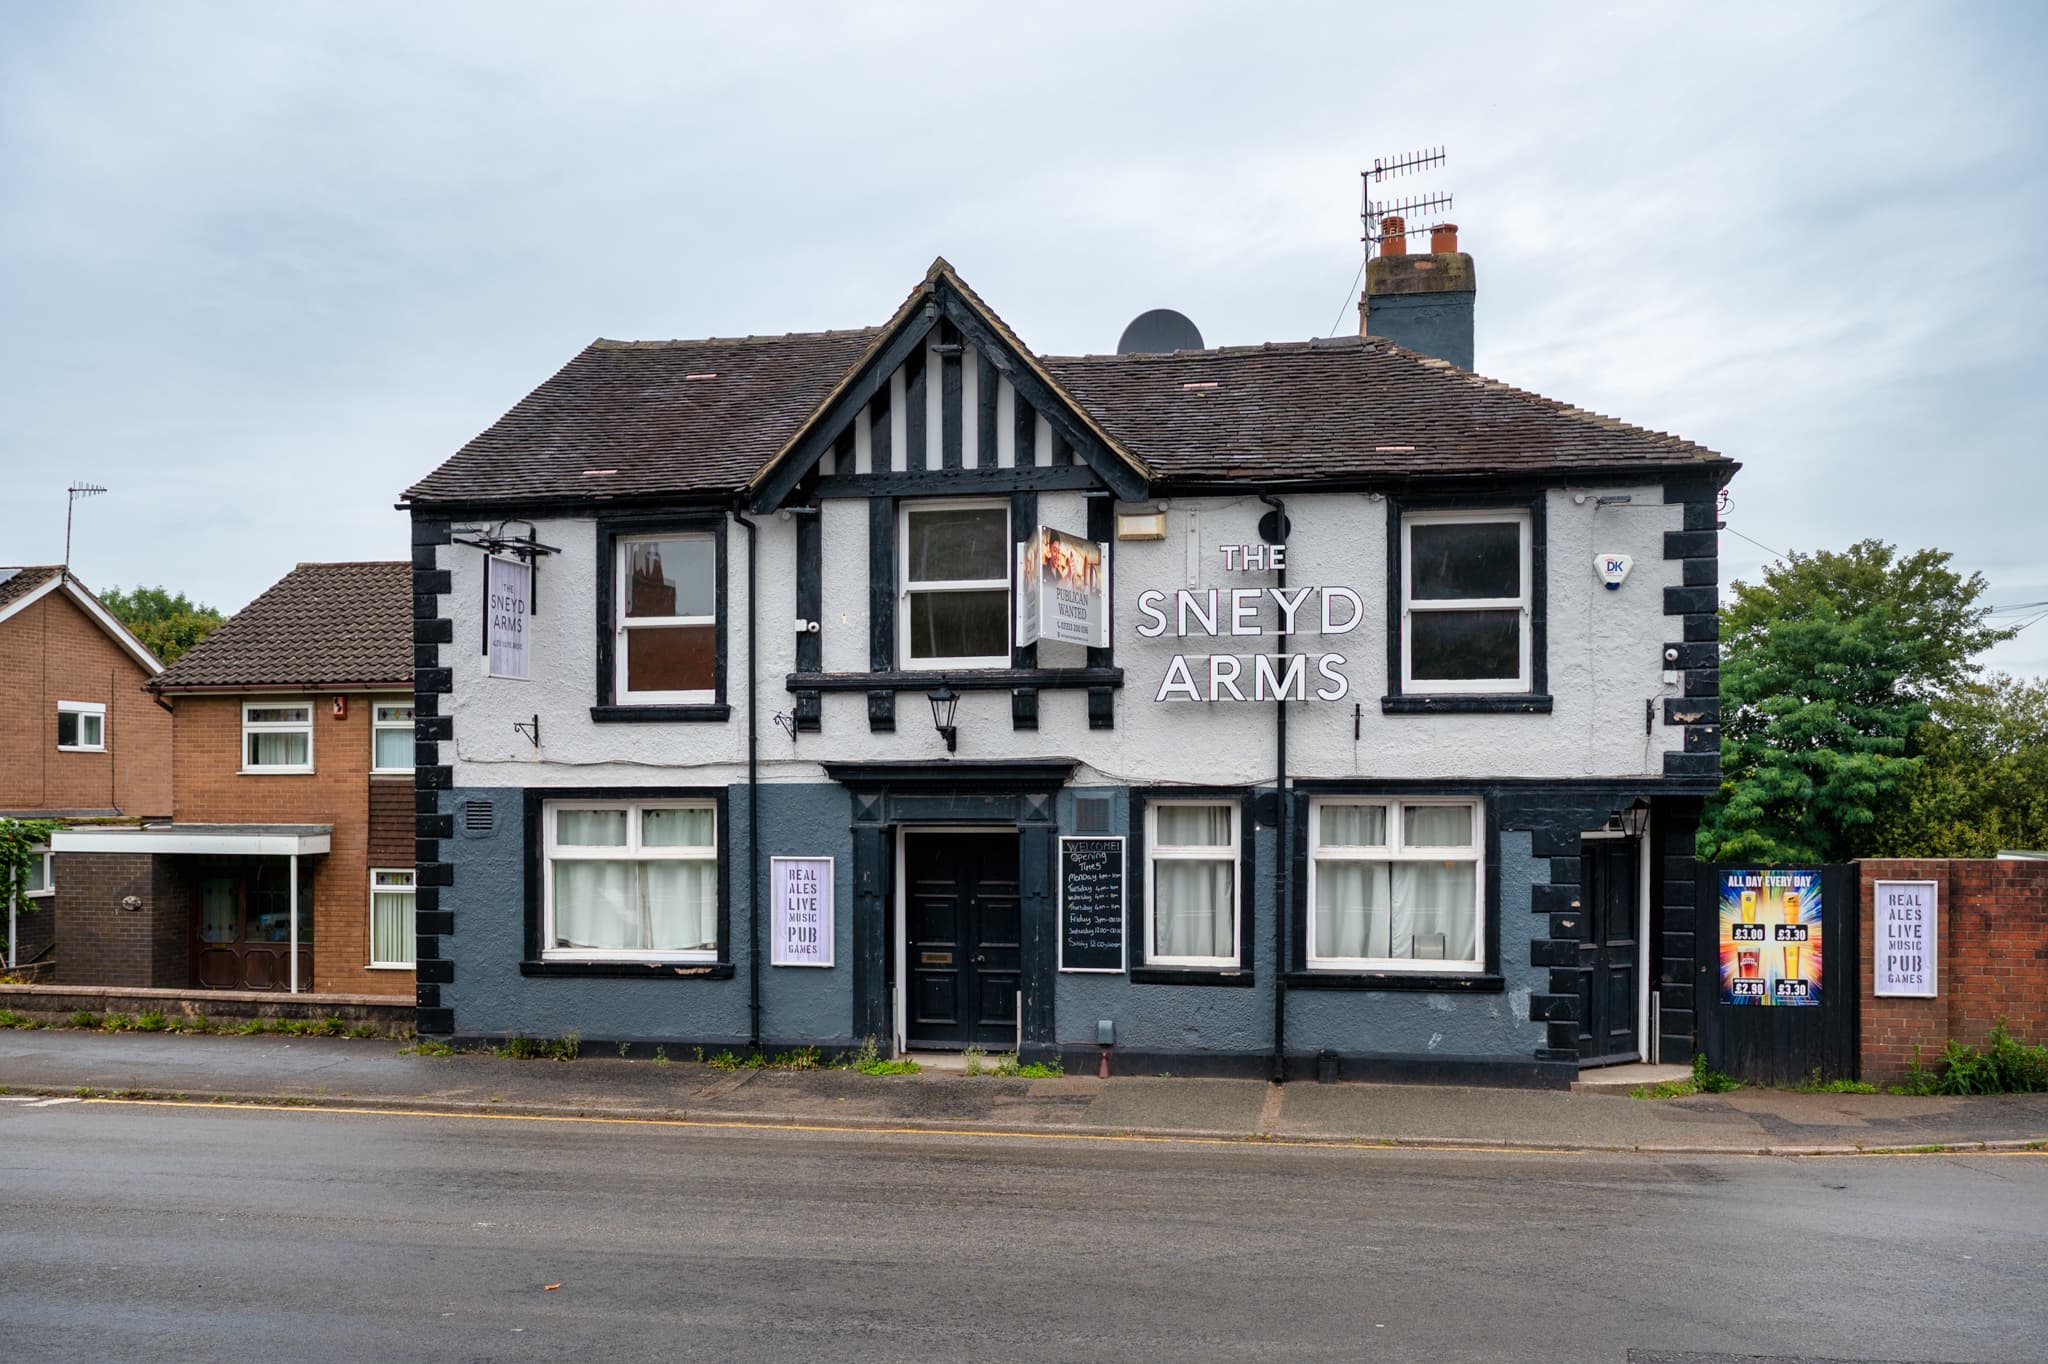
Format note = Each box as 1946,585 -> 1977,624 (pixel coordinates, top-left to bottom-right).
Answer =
972,954 -> 987,965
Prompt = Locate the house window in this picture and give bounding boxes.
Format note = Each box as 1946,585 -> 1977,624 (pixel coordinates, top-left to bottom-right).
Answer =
56,701 -> 106,752
369,869 -> 416,968
371,702 -> 415,773
542,800 -> 718,961
1145,801 -> 1240,968
1401,511 -> 1531,692
1308,798 -> 1484,971
24,848 -> 53,899
242,702 -> 314,772
900,500 -> 1010,669
615,533 -> 718,702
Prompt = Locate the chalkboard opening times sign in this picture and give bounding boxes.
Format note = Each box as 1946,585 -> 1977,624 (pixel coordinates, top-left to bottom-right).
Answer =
1058,836 -> 1125,973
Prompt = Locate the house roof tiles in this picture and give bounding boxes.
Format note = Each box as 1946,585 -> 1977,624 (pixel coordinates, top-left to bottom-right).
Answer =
152,561 -> 412,691
401,262 -> 1728,507
0,565 -> 63,614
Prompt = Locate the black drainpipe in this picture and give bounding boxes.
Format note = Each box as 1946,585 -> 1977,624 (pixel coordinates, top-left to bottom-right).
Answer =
1258,492 -> 1290,1084
733,504 -> 762,1051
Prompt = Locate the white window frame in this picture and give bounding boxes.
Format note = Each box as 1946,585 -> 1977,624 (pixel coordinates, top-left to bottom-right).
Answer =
368,867 -> 416,969
1144,799 -> 1241,969
370,701 -> 415,775
541,799 -> 720,963
56,700 -> 106,752
24,847 -> 54,899
1400,509 -> 1532,694
898,497 -> 1012,671
240,701 -> 314,774
1306,797 -> 1486,973
614,532 -> 718,704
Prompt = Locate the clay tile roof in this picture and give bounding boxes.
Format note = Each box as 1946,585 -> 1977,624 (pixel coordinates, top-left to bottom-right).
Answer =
0,565 -> 63,613
403,328 -> 884,506
152,562 -> 412,690
1039,335 -> 1724,482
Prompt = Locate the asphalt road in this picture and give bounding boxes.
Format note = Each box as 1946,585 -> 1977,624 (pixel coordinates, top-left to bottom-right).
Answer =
0,1099 -> 2043,1364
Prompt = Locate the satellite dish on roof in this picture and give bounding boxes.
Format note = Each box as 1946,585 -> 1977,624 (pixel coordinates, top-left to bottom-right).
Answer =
1116,308 -> 1204,355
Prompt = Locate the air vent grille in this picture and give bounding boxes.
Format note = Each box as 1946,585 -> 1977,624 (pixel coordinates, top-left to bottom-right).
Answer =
461,800 -> 494,835
1074,797 -> 1113,835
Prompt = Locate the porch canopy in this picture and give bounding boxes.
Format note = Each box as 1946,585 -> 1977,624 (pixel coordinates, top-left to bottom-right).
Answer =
52,824 -> 332,993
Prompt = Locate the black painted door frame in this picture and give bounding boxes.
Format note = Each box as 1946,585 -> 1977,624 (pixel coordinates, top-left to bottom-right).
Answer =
1575,833 -> 1646,1066
898,827 -> 1024,1050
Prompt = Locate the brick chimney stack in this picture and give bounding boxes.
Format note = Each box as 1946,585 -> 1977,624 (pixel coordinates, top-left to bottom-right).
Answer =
1358,221 -> 1477,370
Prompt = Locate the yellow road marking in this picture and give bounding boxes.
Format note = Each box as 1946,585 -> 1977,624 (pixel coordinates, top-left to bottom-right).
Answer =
69,1097 -> 2048,1159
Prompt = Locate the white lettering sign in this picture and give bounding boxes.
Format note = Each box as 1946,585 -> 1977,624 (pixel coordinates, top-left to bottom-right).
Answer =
771,857 -> 834,967
486,556 -> 531,680
1873,879 -> 1938,998
1142,548 -> 1359,703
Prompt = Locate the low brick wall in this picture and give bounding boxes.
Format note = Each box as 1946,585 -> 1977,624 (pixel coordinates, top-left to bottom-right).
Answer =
0,982 -> 414,1032
1859,858 -> 2048,1082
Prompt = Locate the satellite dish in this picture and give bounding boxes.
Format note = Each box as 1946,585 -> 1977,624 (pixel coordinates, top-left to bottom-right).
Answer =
1116,308 -> 1204,355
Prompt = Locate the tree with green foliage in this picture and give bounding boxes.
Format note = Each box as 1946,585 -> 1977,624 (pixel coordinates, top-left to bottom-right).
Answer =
1869,673 -> 2048,857
98,584 -> 226,665
1,817 -> 61,967
1701,540 -> 2013,863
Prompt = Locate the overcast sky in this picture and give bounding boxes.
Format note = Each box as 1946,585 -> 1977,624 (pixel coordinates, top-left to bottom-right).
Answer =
5,1 -> 2044,675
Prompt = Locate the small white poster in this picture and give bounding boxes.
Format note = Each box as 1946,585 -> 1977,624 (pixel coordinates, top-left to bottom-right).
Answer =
771,857 -> 834,967
486,555 -> 531,680
1874,879 -> 1938,998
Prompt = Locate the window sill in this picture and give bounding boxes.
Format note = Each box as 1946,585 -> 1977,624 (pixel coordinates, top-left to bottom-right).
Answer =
787,667 -> 1121,693
366,963 -> 414,972
1129,967 -> 1254,988
1381,693 -> 1553,715
521,959 -> 735,980
370,768 -> 413,778
590,704 -> 732,724
56,746 -> 106,754
1285,970 -> 1505,992
239,767 -> 315,776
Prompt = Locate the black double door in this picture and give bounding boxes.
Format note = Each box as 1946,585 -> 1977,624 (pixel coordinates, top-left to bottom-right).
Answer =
903,831 -> 1022,1049
1576,838 -> 1641,1064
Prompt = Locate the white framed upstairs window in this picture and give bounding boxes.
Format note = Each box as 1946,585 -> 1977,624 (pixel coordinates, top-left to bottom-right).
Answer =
1308,798 -> 1485,973
1401,510 -> 1532,693
56,700 -> 106,752
24,847 -> 53,899
543,800 -> 719,962
900,499 -> 1011,669
1145,800 -> 1241,969
242,702 -> 314,773
615,532 -> 718,703
369,868 -> 416,969
371,701 -> 415,774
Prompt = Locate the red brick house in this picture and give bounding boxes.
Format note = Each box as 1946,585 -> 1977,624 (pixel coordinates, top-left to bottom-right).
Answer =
1,565 -> 169,969
51,562 -> 415,997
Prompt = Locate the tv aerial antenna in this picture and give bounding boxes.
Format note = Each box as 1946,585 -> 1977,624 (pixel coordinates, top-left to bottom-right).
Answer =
1361,147 -> 1454,256
64,482 -> 107,569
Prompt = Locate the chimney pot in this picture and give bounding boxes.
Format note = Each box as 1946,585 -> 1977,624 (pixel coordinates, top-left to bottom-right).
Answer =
1379,215 -> 1406,257
1431,223 -> 1459,254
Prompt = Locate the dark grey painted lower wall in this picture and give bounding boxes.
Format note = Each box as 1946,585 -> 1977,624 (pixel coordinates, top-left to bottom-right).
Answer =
436,779 -> 1646,1080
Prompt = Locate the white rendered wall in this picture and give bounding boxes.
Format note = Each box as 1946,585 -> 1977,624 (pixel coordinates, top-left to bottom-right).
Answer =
440,485 -> 1686,790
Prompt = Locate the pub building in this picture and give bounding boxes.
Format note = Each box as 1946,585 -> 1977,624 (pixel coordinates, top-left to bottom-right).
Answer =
401,242 -> 1733,1085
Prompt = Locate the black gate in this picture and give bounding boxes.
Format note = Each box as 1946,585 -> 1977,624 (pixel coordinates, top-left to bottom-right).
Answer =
1696,863 -> 1859,1085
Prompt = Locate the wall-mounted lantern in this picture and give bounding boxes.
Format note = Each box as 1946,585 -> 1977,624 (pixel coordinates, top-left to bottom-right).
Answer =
927,680 -> 959,753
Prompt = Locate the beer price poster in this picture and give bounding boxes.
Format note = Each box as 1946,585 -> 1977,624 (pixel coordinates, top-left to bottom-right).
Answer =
770,857 -> 834,967
1717,869 -> 1822,1006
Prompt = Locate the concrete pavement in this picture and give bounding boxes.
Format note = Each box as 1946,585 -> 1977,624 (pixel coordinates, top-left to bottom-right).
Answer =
2,1028 -> 2045,1155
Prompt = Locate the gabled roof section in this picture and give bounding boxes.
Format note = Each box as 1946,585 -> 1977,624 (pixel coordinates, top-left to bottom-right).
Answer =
152,562 -> 411,691
0,565 -> 165,676
744,258 -> 1152,510
404,328 -> 883,507
1043,336 -> 1727,484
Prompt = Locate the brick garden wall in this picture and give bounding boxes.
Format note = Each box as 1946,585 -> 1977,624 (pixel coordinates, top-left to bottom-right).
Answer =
53,852 -> 189,988
1859,858 -> 2048,1082
0,589 -> 171,817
